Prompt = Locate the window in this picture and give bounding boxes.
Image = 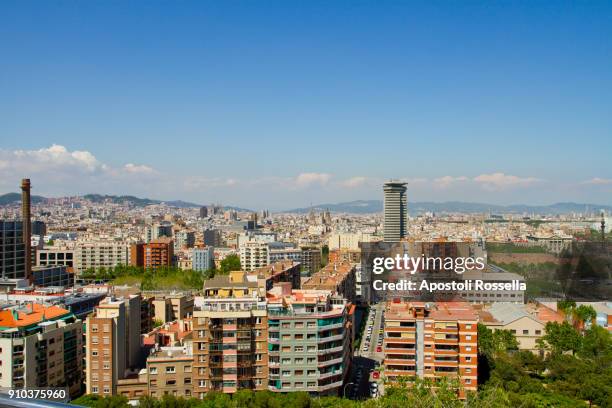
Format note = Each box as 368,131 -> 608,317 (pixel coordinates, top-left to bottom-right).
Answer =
103,362 -> 110,370
92,386 -> 98,393
465,335 -> 472,340
466,357 -> 472,362
465,324 -> 472,329
91,325 -> 99,333
150,367 -> 158,374
466,379 -> 472,384
184,378 -> 191,385
465,346 -> 472,352
103,387 -> 110,394
282,370 -> 291,377
166,366 -> 176,373
522,330 -> 529,335
535,330 -> 541,335
92,351 -> 98,357
166,380 -> 176,385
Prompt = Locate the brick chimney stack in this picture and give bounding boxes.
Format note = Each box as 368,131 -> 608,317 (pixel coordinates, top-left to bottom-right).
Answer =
21,178 -> 32,282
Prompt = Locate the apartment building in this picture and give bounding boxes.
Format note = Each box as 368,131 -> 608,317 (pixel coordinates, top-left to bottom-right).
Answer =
269,247 -> 302,264
383,301 -> 478,398
74,241 -> 129,274
116,346 -> 194,401
145,223 -> 173,243
36,246 -> 75,269
85,295 -> 144,396
253,260 -> 301,292
203,229 -> 222,247
302,261 -> 357,303
327,232 -> 375,251
130,237 -> 174,269
174,230 -> 195,251
192,271 -> 268,397
0,304 -> 83,397
152,294 -> 194,324
192,247 -> 214,271
266,283 -> 354,395
300,246 -> 322,277
239,241 -> 269,271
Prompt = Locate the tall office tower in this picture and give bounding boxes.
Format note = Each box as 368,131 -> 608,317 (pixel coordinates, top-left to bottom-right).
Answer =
85,295 -> 143,396
0,221 -> 26,280
193,272 -> 268,396
383,301 -> 478,399
21,179 -> 32,281
199,206 -> 208,218
383,181 -> 408,242
0,304 -> 84,397
266,284 -> 353,395
203,229 -> 221,247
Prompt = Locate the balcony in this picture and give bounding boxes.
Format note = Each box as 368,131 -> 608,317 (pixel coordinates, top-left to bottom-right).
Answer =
318,357 -> 343,367
318,322 -> 343,331
317,379 -> 343,392
318,346 -> 343,355
318,368 -> 343,380
318,334 -> 344,343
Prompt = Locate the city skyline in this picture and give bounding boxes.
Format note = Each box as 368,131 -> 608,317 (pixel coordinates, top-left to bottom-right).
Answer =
2,1 -> 612,208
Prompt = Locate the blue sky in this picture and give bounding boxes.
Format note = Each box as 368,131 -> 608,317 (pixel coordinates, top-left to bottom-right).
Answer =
1,1 -> 611,209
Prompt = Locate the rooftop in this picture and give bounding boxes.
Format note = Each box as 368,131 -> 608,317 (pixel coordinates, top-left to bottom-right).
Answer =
0,303 -> 71,328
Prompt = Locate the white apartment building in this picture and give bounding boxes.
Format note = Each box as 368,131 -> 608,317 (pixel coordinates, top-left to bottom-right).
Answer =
239,241 -> 270,271
74,241 -> 130,274
327,232 -> 375,251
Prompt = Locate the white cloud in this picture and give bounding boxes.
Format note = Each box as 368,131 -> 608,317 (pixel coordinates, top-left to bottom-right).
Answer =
295,172 -> 332,187
582,177 -> 612,185
433,176 -> 468,188
5,144 -> 102,173
123,163 -> 155,174
342,176 -> 368,188
0,145 -> 157,193
473,172 -> 542,191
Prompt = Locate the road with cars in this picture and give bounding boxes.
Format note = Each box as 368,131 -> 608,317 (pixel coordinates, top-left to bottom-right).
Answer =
347,302 -> 385,400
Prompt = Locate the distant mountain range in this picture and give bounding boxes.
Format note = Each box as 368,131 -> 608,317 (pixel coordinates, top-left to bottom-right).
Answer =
1,192 -> 609,215
0,192 -> 47,206
285,200 -> 612,215
0,192 -> 250,212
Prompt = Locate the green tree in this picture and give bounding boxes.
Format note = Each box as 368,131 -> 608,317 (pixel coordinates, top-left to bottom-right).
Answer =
537,321 -> 583,355
574,305 -> 598,329
219,254 -> 241,274
580,325 -> 612,360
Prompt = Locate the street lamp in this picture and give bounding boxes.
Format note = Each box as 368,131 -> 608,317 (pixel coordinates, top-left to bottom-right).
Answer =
343,382 -> 355,398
